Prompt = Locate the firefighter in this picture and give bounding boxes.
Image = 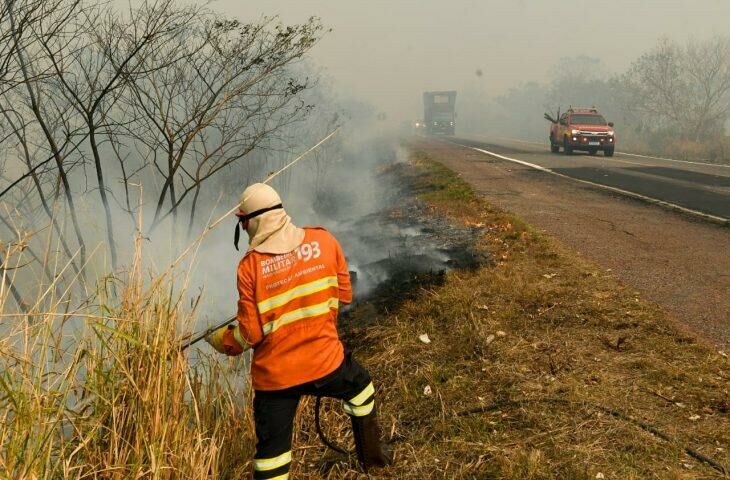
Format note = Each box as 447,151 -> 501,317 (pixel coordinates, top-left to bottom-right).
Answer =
206,183 -> 391,479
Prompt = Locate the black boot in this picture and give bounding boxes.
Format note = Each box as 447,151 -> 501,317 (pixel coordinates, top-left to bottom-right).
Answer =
350,407 -> 393,472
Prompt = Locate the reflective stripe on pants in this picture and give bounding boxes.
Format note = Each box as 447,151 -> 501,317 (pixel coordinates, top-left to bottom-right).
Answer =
253,450 -> 292,479
344,382 -> 375,417
253,354 -> 375,477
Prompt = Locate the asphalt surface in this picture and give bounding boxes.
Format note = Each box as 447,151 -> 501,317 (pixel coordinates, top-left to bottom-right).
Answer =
418,138 -> 730,348
449,135 -> 730,221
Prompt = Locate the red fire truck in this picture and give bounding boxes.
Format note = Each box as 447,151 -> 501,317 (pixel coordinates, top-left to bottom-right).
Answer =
545,107 -> 615,156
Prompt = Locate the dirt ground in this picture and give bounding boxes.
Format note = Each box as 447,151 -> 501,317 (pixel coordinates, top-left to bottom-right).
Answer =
415,138 -> 730,349
294,150 -> 730,479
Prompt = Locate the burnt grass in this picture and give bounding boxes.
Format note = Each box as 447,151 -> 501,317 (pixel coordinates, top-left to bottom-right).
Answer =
349,202 -> 489,317
332,158 -> 489,325
287,146 -> 730,480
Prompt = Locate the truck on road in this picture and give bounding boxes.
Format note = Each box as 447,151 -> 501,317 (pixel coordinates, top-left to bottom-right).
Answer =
545,107 -> 615,156
423,91 -> 456,135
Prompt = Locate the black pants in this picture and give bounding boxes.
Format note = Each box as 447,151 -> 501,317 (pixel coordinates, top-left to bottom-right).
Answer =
252,354 -> 375,479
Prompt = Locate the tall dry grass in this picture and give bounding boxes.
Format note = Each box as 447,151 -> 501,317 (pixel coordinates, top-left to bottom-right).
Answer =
0,226 -> 255,479
620,131 -> 730,164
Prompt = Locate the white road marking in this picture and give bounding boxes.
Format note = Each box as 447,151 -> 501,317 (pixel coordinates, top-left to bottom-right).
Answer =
491,136 -> 730,169
448,140 -> 729,225
619,151 -> 730,168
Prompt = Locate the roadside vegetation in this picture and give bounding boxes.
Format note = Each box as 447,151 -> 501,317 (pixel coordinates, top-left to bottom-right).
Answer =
461,37 -> 730,164
2,141 -> 728,479
0,229 -> 256,479
4,2 -> 725,479
304,147 -> 730,479
0,2 -> 330,473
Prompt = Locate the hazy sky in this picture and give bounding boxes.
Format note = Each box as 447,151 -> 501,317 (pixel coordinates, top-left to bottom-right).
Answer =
213,0 -> 730,122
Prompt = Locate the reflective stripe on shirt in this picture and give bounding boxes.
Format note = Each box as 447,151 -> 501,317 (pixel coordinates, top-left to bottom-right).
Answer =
257,276 -> 338,314
261,297 -> 339,336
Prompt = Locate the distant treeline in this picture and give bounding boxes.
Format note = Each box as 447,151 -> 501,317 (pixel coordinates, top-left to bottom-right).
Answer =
461,37 -> 730,163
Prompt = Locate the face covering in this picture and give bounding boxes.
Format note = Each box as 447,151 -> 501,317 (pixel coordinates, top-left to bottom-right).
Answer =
233,204 -> 283,251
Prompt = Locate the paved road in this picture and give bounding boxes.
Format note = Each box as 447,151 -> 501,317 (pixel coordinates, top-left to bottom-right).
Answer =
449,135 -> 730,222
417,138 -> 730,348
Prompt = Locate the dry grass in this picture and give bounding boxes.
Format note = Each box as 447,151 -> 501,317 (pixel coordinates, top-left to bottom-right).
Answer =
2,147 -> 728,479
0,232 -> 256,479
621,133 -> 730,165
290,149 -> 729,478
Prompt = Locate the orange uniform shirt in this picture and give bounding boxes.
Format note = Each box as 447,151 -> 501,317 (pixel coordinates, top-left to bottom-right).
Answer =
228,227 -> 352,391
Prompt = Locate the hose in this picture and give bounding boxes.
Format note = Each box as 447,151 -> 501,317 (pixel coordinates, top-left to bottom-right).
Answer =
456,398 -> 728,477
314,396 -> 352,456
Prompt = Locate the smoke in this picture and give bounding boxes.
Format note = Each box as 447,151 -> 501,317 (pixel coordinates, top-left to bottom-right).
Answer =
183,121 -> 408,329
175,115 -> 486,339
16,0 -> 730,345
214,0 -> 730,128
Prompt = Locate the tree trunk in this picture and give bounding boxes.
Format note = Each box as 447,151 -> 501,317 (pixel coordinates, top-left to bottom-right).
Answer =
150,146 -> 176,230
89,122 -> 118,270
186,183 -> 201,240
8,1 -> 87,271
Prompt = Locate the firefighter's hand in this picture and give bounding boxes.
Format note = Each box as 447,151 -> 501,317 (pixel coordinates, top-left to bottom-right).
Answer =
205,325 -> 235,354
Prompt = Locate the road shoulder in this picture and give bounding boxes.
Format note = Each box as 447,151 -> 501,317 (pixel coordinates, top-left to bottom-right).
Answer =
296,146 -> 729,478
418,138 -> 730,349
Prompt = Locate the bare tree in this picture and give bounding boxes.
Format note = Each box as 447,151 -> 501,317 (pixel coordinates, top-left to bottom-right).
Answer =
0,0 -> 38,94
684,38 -> 730,140
40,0 -> 199,269
0,0 -> 325,298
4,0 -> 90,270
623,37 -> 730,140
121,15 -> 321,235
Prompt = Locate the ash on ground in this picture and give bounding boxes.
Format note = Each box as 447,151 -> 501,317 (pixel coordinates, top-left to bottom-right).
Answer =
322,154 -> 490,319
